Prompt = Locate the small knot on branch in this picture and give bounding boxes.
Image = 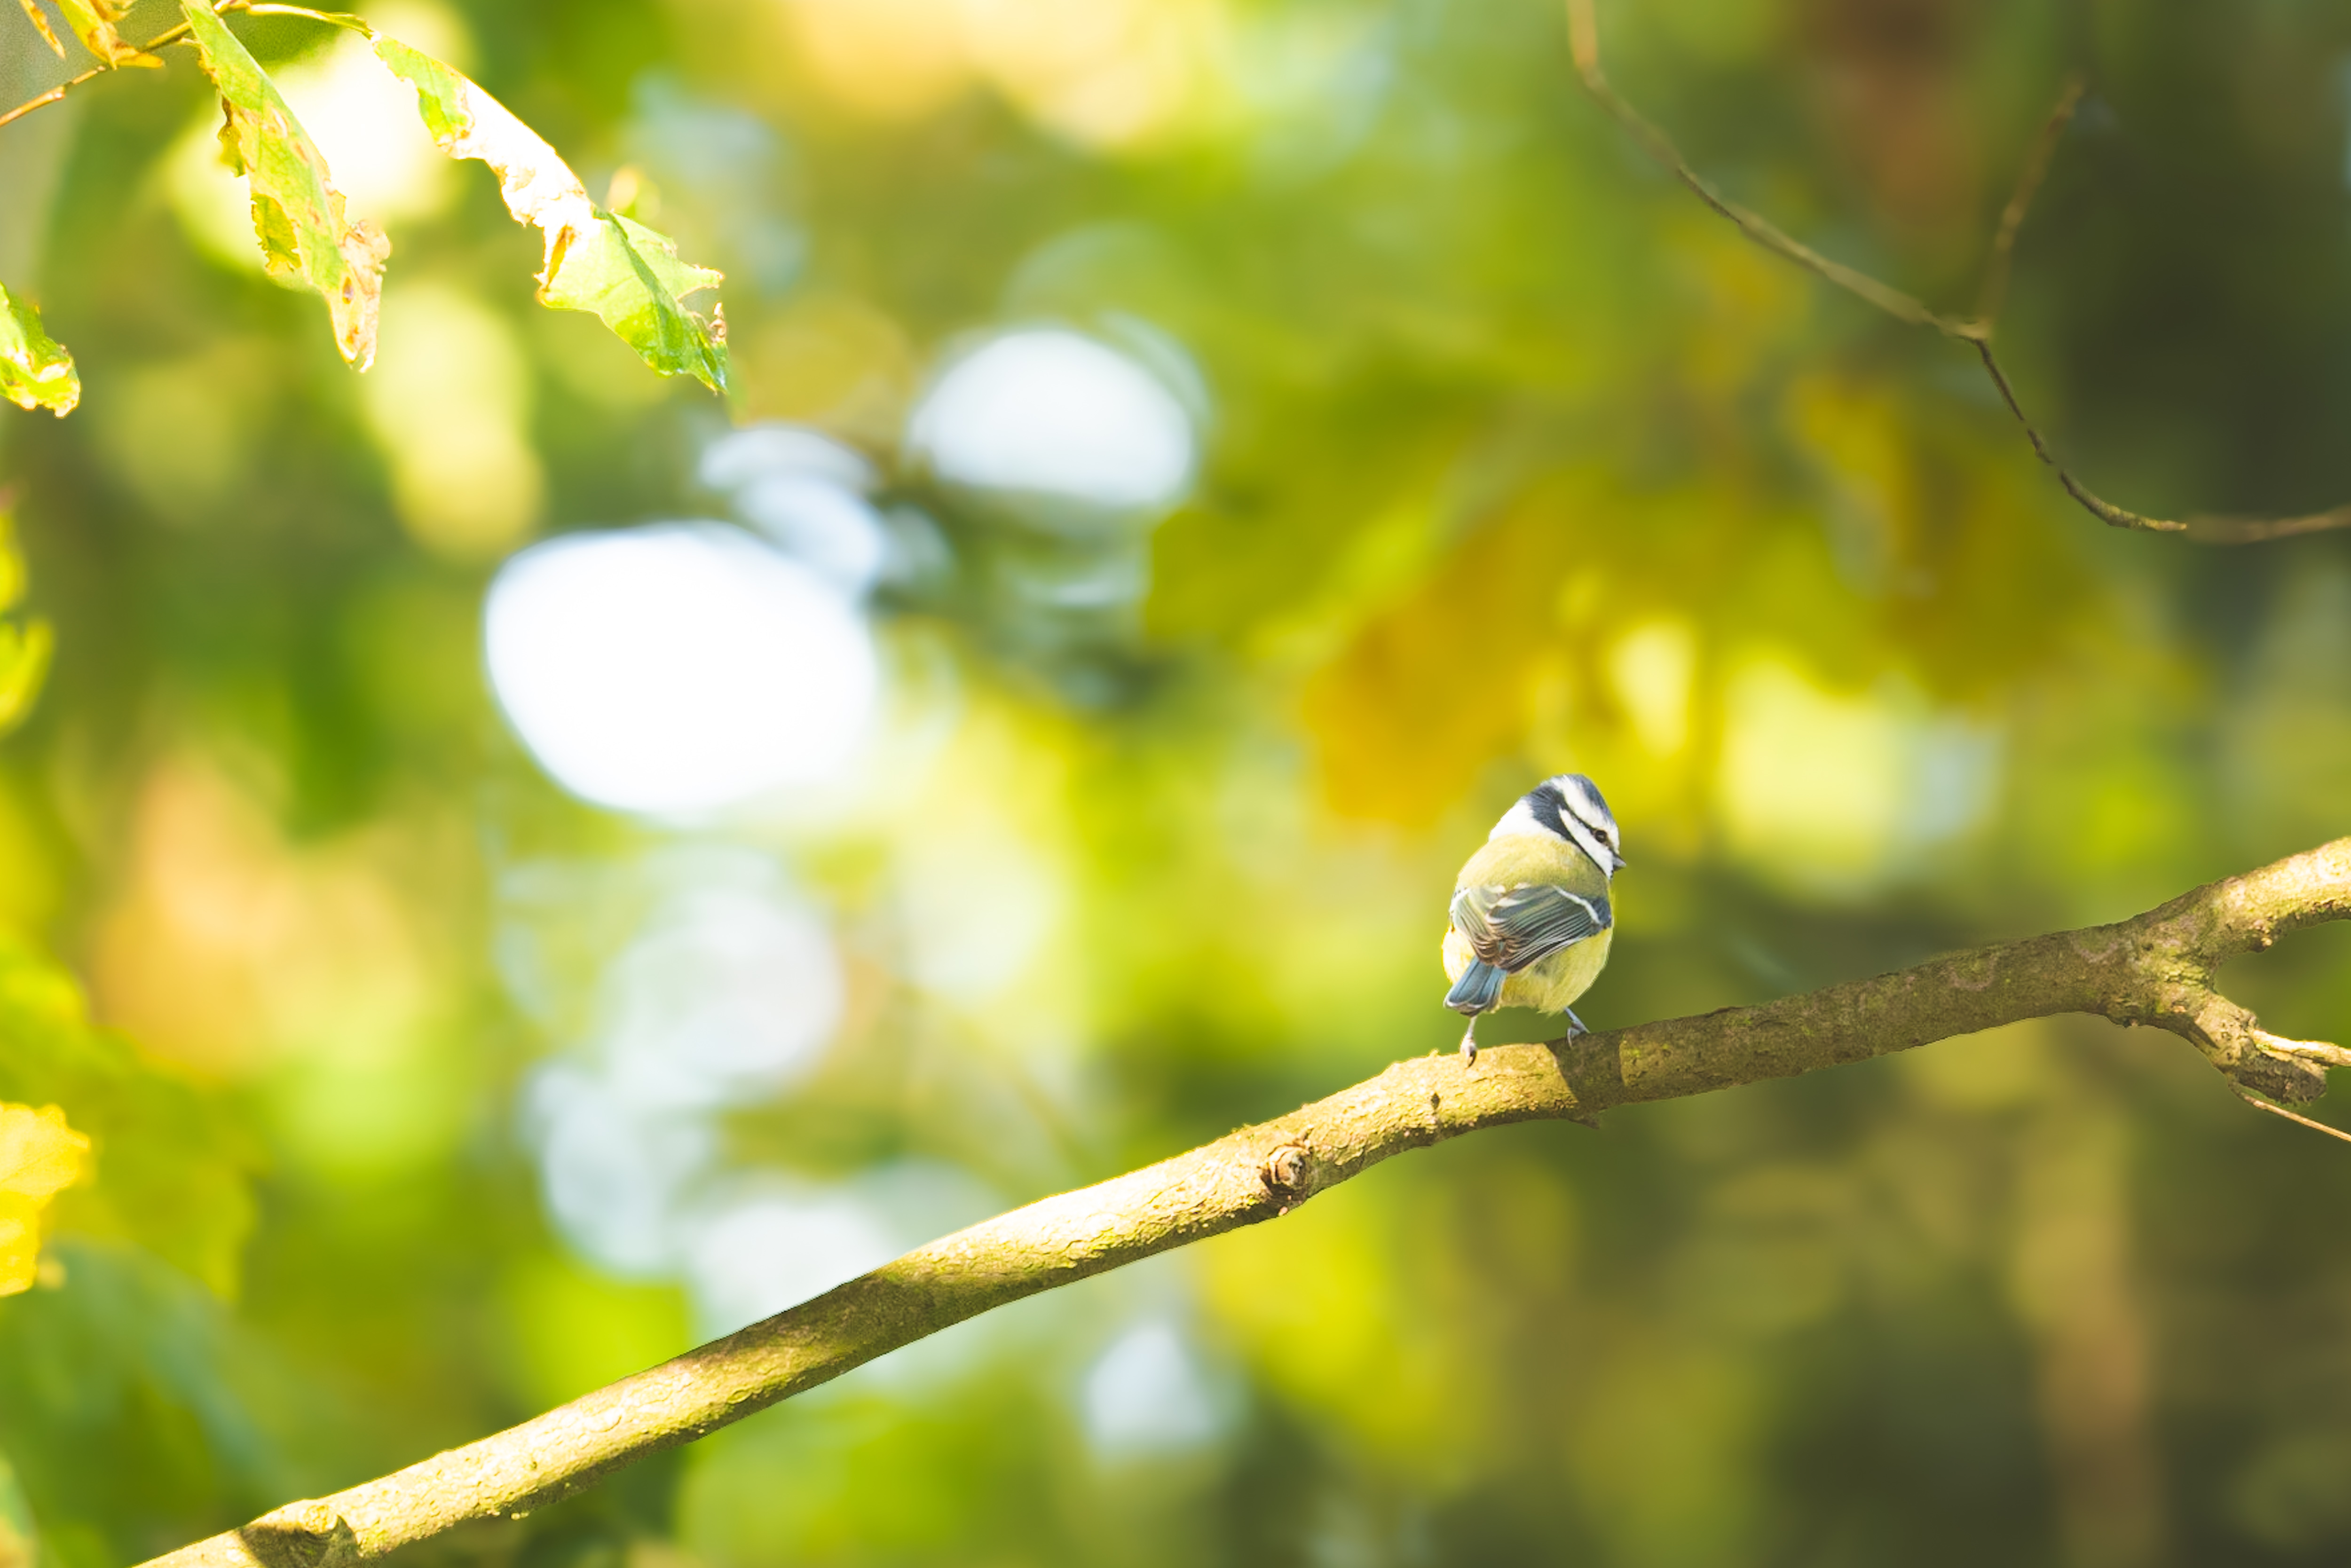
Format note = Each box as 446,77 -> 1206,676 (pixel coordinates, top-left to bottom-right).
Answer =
2173,993 -> 2339,1104
2223,1048 -> 2332,1106
1260,1143 -> 1312,1213
237,1504 -> 359,1568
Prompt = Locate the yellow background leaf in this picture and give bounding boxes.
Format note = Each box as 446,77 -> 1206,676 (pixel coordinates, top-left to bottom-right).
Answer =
0,1102 -> 88,1295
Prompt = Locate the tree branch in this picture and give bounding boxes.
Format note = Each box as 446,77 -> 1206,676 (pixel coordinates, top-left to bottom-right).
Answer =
1562,0 -> 1968,337
1972,74 -> 2085,332
1563,0 -> 2351,545
141,838 -> 2351,1568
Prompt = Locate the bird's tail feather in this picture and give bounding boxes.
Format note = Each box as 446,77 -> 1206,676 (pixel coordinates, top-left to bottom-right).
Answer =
1445,961 -> 1505,1015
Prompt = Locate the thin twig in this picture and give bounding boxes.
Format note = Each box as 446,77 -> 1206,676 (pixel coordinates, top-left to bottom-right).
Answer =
1973,73 -> 2086,330
0,83 -> 72,133
1565,0 -> 1967,338
0,0 -> 237,132
236,4 -> 371,32
2184,506 -> 2351,544
1562,0 -> 2351,545
1971,338 -> 2188,532
2233,1085 -> 2351,1146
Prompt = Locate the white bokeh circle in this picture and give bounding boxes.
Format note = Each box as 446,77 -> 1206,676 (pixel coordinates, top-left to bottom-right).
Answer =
484,523 -> 879,816
907,328 -> 1196,512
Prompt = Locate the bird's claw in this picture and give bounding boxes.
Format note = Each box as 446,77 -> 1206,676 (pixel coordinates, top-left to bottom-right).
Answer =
1562,1007 -> 1588,1040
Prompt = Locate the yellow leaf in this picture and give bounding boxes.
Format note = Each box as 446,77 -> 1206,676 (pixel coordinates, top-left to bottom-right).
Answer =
0,1102 -> 88,1295
16,0 -> 64,58
56,0 -> 158,67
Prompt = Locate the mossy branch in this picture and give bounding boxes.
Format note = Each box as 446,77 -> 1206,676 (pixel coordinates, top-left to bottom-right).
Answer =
143,838 -> 2351,1568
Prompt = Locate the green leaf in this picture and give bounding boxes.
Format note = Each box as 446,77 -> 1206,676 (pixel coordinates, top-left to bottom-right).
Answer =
0,283 -> 78,418
372,36 -> 728,393
178,2 -> 390,370
540,212 -> 728,392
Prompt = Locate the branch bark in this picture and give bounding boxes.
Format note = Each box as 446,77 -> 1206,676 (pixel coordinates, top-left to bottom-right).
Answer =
1563,0 -> 2351,545
144,838 -> 2351,1568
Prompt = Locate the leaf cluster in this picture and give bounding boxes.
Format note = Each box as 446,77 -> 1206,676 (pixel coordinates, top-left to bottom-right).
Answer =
0,0 -> 727,404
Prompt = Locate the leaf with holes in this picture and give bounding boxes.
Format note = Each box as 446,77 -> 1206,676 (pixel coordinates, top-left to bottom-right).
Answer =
14,0 -> 63,56
0,282 -> 77,417
57,0 -> 158,65
178,2 -> 389,369
373,36 -> 727,393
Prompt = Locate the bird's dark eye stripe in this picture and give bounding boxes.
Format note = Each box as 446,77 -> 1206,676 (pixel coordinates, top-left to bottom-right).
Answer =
1526,786 -> 1570,839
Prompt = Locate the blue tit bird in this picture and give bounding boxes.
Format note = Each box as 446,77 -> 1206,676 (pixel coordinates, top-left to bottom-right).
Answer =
1441,773 -> 1624,1063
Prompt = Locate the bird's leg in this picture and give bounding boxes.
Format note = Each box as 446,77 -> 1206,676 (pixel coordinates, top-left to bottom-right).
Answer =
1459,1016 -> 1479,1067
1562,1007 -> 1588,1040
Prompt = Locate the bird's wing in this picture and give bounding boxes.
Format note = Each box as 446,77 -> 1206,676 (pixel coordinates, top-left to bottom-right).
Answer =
1450,882 -> 1611,973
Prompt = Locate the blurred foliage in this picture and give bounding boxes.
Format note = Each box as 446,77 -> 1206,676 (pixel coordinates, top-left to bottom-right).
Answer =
0,1101 -> 87,1294
0,284 -> 77,417
0,0 -> 2348,1566
0,508 -> 54,737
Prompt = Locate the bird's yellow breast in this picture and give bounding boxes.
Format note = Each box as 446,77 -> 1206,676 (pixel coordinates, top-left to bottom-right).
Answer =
1440,924 -> 1613,1010
1455,832 -> 1600,890
1506,927 -> 1612,1011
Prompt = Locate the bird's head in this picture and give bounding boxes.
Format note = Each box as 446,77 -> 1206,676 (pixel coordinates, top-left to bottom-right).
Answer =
1491,773 -> 1625,877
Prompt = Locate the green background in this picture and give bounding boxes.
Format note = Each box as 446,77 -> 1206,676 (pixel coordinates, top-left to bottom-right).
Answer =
3,0 -> 2351,1563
